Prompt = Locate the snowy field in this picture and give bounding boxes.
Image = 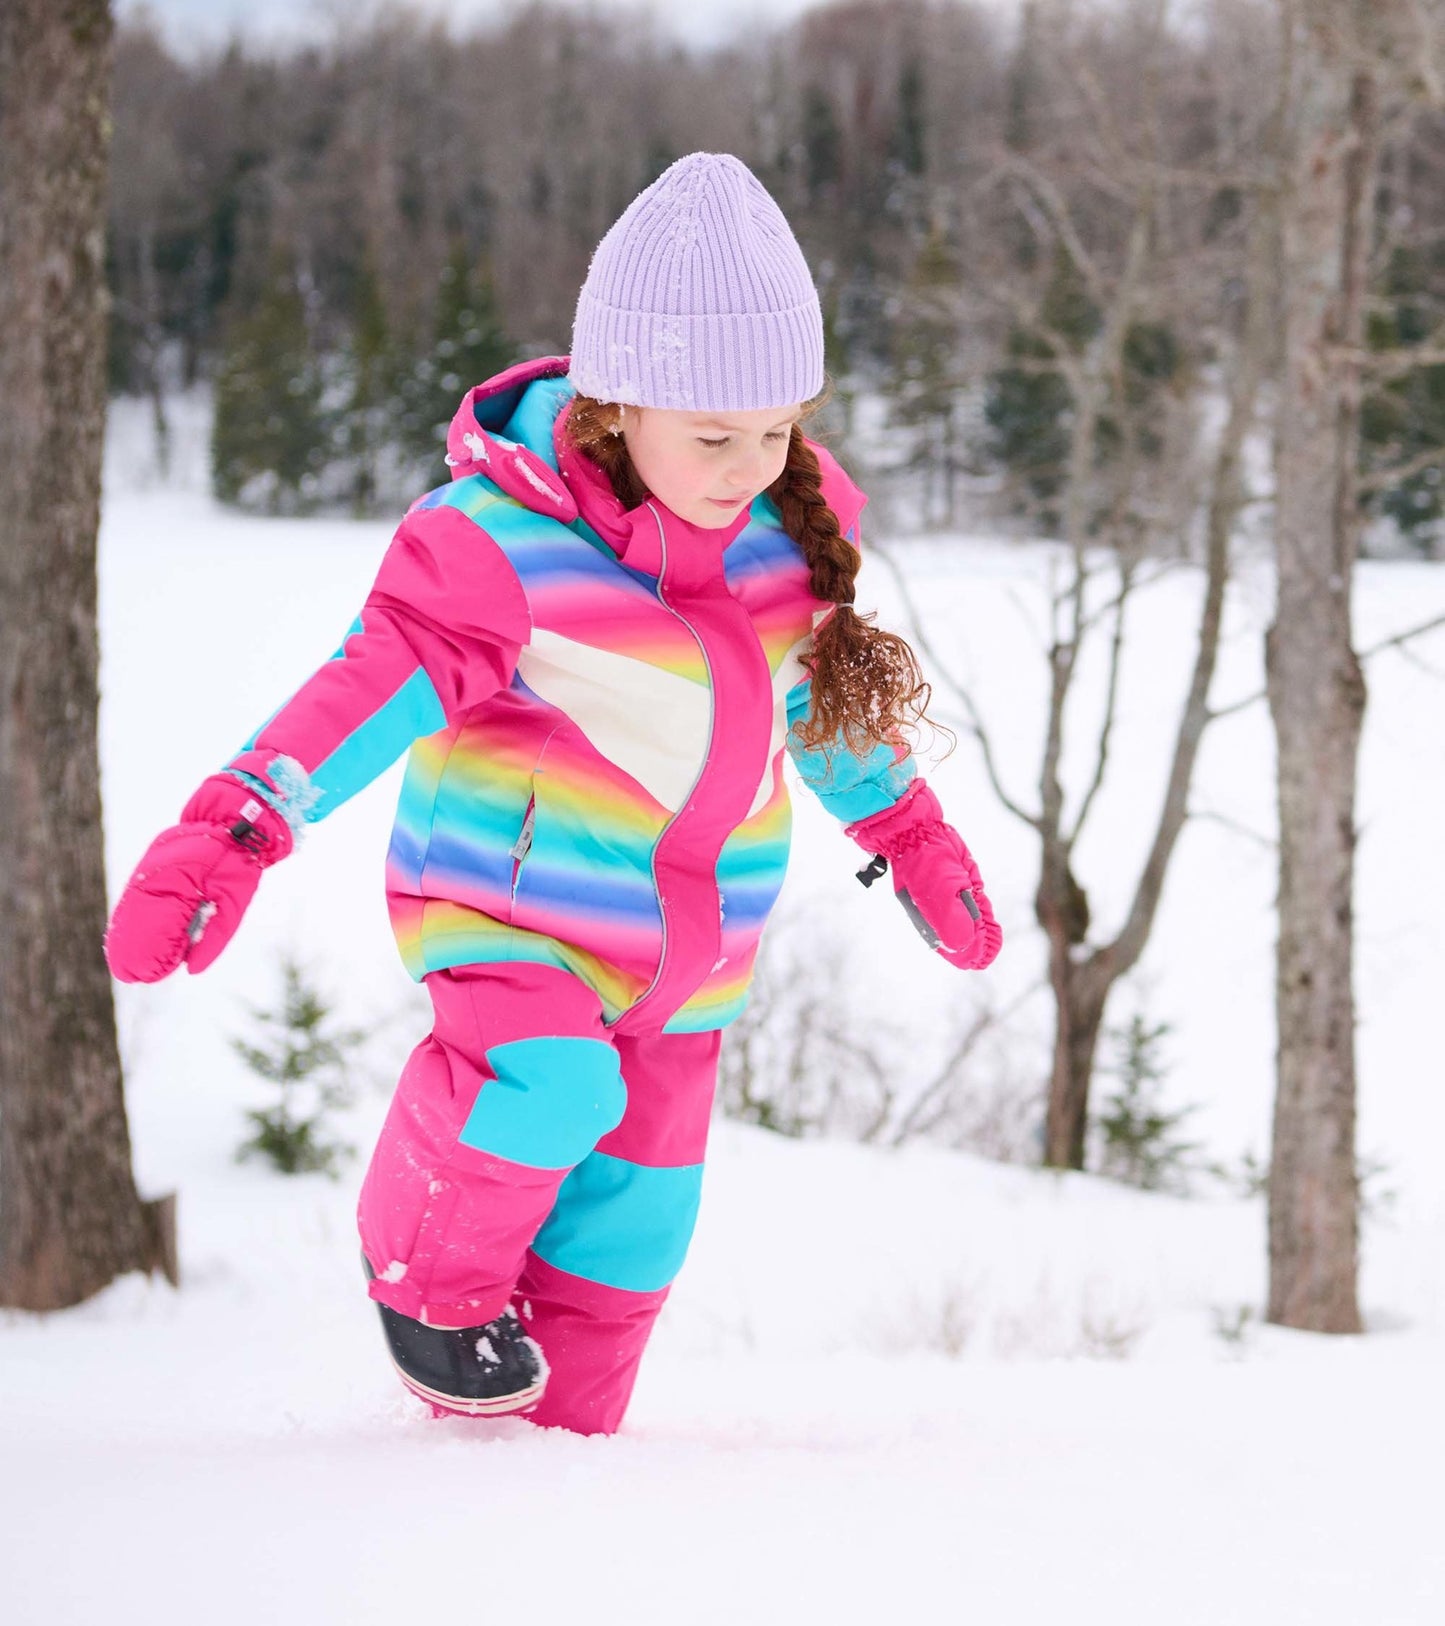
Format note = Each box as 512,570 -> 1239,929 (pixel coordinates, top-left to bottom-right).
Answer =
2,395 -> 1443,1624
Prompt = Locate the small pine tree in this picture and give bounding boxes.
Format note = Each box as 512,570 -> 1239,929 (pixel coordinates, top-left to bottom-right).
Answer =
889,228 -> 967,525
341,253 -> 394,516
981,245 -> 1097,519
394,244 -> 512,487
801,83 -> 842,199
211,250 -> 328,512
890,57 -> 927,177
232,959 -> 367,1178
1361,245 -> 1445,557
1092,1015 -> 1201,1194
981,245 -> 1183,531
1005,0 -> 1045,155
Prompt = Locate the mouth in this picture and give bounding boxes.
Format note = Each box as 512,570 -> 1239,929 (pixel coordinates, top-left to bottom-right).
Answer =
707,496 -> 748,508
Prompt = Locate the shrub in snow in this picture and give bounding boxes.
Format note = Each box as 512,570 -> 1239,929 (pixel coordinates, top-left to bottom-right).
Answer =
717,912 -> 1026,1151
904,1277 -> 982,1358
1076,1298 -> 1147,1360
1211,1303 -> 1257,1352
718,921 -> 900,1140
1091,1013 -> 1203,1195
231,958 -> 368,1178
1356,1152 -> 1400,1227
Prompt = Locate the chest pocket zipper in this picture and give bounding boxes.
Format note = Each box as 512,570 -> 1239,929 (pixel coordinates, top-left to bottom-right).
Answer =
509,797 -> 536,903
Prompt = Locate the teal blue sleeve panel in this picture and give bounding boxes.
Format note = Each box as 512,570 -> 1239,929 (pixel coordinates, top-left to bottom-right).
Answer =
224,607 -> 449,827
459,1038 -> 627,1171
785,678 -> 916,823
222,503 -> 532,825
531,1151 -> 705,1292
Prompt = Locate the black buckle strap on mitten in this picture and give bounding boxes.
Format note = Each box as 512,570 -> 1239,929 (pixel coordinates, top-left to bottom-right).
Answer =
228,817 -> 270,855
855,853 -> 888,888
227,796 -> 275,856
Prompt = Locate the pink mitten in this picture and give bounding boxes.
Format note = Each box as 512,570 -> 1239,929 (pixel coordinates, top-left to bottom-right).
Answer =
845,780 -> 1001,971
105,775 -> 294,984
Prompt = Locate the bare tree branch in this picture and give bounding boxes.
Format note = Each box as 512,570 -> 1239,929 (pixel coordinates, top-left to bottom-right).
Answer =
1353,337 -> 1445,379
870,541 -> 1043,830
888,1006 -> 996,1146
1189,808 -> 1277,850
1074,556 -> 1183,638
1099,182 -> 1275,977
1359,608 -> 1445,658
1392,641 -> 1445,679
987,150 -> 1110,307
1213,607 -> 1445,725
1036,196 -> 1156,865
888,979 -> 1044,1147
1357,442 -> 1445,494
1206,686 -> 1268,723
1068,561 -> 1134,846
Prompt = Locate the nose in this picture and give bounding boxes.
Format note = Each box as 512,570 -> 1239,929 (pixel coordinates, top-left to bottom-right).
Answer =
726,443 -> 772,491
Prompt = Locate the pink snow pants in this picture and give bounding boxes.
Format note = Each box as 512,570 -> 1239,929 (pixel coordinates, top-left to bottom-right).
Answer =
357,961 -> 720,1435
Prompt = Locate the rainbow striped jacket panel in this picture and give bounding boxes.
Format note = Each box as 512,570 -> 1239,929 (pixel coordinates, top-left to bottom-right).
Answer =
225,357 -> 915,1033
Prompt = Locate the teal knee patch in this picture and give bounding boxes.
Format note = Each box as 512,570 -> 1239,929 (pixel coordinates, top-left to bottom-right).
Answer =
460,1038 -> 626,1170
531,1152 -> 704,1292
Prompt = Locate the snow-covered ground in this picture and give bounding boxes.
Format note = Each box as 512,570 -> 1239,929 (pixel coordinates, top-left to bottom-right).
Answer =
2,394 -> 1442,1624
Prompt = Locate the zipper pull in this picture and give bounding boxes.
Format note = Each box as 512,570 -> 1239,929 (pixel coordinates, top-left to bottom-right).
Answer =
510,801 -> 536,864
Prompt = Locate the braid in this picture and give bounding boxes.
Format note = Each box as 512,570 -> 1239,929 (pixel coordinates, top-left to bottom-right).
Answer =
767,425 -> 930,756
563,397 -> 932,757
770,430 -> 858,605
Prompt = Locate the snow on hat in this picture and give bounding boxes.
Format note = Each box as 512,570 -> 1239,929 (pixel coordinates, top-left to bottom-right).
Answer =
570,152 -> 825,412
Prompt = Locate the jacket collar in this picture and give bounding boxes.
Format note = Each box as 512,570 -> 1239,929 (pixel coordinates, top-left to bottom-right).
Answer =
550,402 -> 753,579
445,356 -> 814,581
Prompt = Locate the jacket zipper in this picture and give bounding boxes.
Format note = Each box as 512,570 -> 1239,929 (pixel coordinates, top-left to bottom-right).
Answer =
509,795 -> 535,902
611,502 -> 717,1025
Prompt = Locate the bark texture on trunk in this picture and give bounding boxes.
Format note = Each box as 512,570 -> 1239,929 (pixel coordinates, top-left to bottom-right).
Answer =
1264,1 -> 1380,1334
0,0 -> 176,1309
1041,940 -> 1113,1170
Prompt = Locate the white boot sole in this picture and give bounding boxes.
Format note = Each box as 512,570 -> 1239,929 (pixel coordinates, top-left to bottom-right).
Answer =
392,1359 -> 546,1416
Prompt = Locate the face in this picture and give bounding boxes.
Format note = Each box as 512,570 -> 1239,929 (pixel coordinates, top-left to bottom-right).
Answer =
619,404 -> 802,529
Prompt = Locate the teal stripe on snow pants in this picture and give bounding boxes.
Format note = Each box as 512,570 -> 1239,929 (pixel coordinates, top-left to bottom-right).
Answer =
356,960 -> 722,1435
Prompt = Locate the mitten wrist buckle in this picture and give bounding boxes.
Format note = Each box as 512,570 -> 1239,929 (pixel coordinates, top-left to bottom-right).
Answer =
855,853 -> 889,888
228,798 -> 274,856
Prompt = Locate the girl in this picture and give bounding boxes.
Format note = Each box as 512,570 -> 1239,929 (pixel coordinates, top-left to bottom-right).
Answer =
104,153 -> 1001,1435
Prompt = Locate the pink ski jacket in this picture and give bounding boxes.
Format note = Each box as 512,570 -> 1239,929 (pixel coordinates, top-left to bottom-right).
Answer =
224,358 -> 915,1034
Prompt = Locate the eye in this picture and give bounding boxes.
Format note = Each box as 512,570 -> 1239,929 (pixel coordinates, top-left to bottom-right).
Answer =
698,432 -> 791,449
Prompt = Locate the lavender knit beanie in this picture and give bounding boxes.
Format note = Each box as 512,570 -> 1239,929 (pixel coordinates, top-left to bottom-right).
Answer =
570,152 -> 825,412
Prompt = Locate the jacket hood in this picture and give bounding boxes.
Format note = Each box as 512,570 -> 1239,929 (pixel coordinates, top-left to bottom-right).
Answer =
445,356 -> 580,520
444,355 -> 868,543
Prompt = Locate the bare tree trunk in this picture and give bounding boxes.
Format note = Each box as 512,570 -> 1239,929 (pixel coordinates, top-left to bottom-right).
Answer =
1264,0 -> 1383,1334
0,0 -> 176,1309
1042,942 -> 1114,1169
1038,189 -> 1275,1169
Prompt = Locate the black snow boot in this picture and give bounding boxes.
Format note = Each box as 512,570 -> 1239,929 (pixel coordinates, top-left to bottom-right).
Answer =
363,1257 -> 547,1416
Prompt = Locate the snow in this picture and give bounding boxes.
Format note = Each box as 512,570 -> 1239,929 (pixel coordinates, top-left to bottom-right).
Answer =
652,319 -> 693,406
1,390 -> 1442,1623
511,449 -> 564,502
